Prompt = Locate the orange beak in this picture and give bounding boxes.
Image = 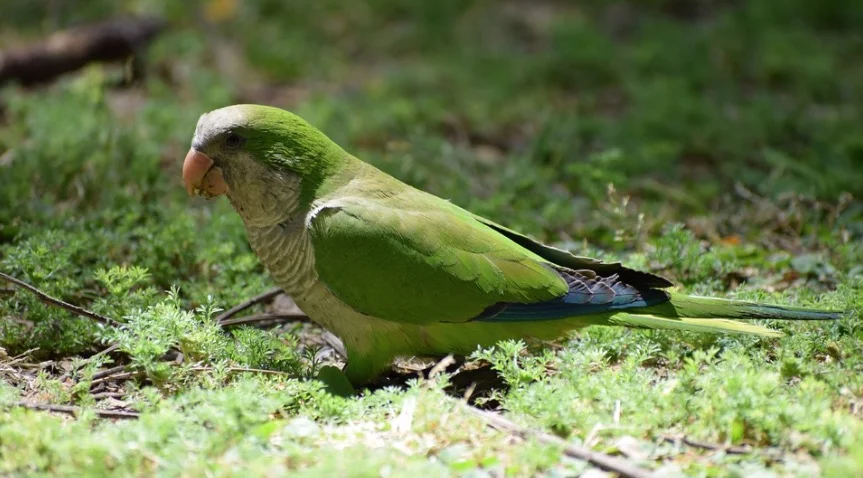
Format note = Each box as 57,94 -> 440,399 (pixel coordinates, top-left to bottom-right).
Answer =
182,149 -> 228,198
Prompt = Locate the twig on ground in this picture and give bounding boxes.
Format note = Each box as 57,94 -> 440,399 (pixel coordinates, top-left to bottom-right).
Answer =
214,288 -> 283,323
16,361 -> 57,370
6,348 -> 39,366
91,365 -> 128,381
428,354 -> 457,379
11,401 -> 139,419
662,435 -> 751,455
91,343 -> 120,359
59,344 -> 124,384
462,382 -> 477,402
90,371 -> 137,388
466,406 -> 652,478
218,312 -> 308,328
10,348 -> 39,359
0,272 -> 121,327
90,392 -> 126,400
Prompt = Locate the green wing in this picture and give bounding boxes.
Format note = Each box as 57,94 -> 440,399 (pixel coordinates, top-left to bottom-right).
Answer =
308,188 -> 569,325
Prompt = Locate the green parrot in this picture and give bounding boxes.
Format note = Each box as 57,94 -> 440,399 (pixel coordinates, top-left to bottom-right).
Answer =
183,104 -> 842,386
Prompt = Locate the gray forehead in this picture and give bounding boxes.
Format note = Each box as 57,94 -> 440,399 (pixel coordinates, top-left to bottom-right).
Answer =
192,106 -> 248,150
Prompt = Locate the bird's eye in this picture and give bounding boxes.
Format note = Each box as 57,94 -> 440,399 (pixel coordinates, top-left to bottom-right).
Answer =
225,133 -> 242,148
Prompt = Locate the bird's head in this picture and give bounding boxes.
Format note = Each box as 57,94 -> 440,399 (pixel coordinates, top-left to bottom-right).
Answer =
183,104 -> 345,225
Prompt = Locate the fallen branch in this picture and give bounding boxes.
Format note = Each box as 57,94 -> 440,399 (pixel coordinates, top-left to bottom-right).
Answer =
0,272 -> 120,327
11,401 -> 139,420
0,16 -> 166,86
215,287 -> 283,323
466,407 -> 652,478
218,312 -> 308,328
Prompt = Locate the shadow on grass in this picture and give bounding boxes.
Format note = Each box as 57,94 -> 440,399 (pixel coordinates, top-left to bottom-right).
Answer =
367,358 -> 508,409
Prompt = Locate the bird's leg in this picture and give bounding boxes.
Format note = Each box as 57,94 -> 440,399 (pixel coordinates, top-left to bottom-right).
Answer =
342,349 -> 392,388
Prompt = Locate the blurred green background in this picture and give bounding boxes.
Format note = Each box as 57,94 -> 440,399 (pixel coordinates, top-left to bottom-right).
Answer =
3,0 -> 861,240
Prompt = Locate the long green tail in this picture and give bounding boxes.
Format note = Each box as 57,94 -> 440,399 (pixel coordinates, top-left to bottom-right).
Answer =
609,293 -> 843,337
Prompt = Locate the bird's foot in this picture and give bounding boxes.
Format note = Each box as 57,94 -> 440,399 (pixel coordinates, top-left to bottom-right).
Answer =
315,365 -> 356,397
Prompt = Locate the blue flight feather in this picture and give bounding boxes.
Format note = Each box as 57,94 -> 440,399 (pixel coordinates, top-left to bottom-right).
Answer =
471,270 -> 670,322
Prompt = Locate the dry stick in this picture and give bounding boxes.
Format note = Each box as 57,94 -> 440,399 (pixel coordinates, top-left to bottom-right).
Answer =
218,312 -> 309,328
8,348 -> 40,364
91,343 -> 120,359
90,371 -> 137,388
59,344 -> 123,384
214,287 -> 283,323
92,365 -> 127,381
12,401 -> 139,420
428,354 -> 457,379
467,407 -> 652,478
0,272 -> 121,327
90,392 -> 127,400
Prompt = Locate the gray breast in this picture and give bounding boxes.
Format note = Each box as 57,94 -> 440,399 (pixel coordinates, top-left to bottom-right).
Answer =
246,217 -> 318,298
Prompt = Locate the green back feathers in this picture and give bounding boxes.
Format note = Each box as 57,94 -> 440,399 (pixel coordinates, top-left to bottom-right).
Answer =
309,170 -> 569,324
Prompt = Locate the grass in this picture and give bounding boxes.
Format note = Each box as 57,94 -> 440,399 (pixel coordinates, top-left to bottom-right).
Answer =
1,0 -> 861,476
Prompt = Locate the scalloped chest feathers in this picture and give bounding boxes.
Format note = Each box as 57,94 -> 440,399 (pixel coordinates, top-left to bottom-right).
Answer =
245,216 -> 318,299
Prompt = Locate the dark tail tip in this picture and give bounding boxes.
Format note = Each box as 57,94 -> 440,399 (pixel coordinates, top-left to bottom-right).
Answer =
756,304 -> 845,321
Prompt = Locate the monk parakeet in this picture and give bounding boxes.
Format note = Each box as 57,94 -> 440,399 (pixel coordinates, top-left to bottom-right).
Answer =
183,104 -> 842,386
